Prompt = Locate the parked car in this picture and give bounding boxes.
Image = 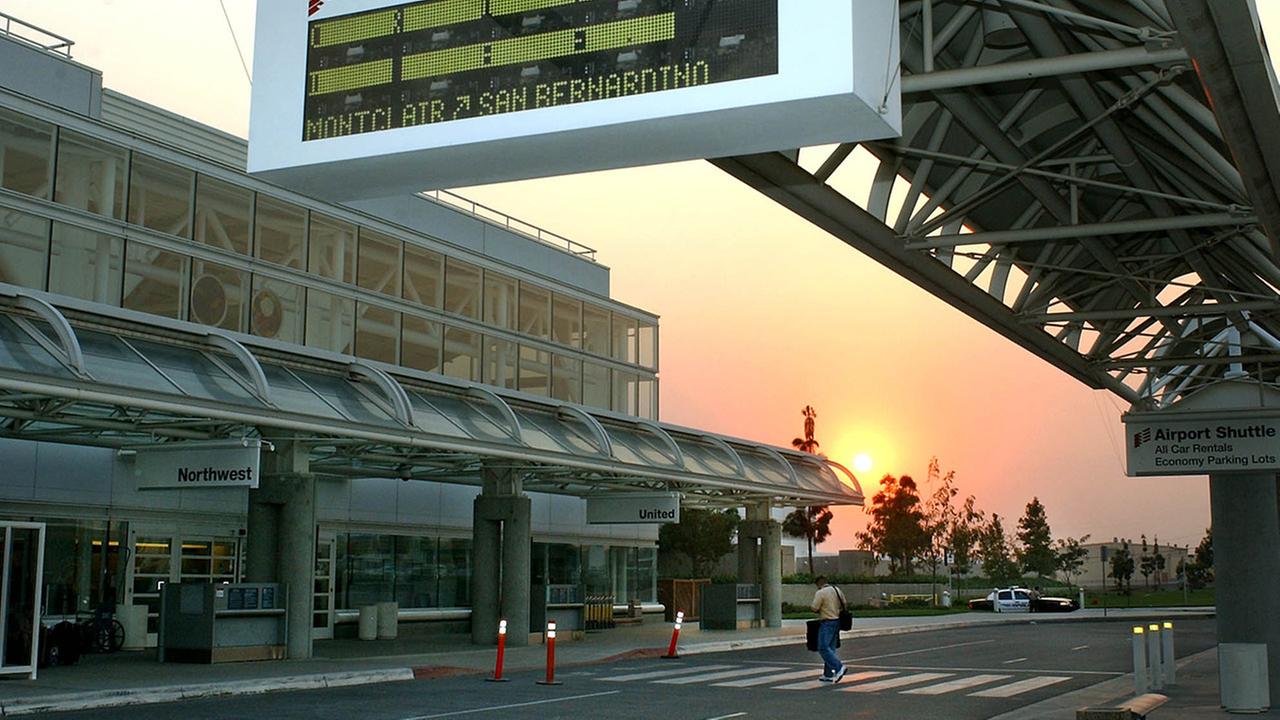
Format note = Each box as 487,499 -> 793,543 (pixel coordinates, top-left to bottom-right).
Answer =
967,587 -> 1080,613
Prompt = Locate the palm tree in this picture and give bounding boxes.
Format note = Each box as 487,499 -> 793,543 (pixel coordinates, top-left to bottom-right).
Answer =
785,405 -> 830,573
791,405 -> 820,454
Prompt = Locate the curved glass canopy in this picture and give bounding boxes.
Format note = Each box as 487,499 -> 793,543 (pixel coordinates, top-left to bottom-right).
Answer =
0,290 -> 862,507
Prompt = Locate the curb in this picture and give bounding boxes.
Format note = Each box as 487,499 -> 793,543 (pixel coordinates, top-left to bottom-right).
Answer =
0,668 -> 415,717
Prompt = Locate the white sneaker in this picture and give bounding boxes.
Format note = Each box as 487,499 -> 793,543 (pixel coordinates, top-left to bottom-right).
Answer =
832,666 -> 847,684
818,676 -> 833,682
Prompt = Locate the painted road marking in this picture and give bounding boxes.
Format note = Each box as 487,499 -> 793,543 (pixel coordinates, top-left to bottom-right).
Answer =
901,674 -> 1012,695
1003,658 -> 1028,664
703,714 -> 747,720
405,691 -> 621,719
844,639 -> 996,663
842,672 -> 955,693
969,675 -> 1072,698
713,669 -> 819,688
605,664 -> 736,682
774,670 -> 895,691
1072,645 -> 1090,651
656,667 -> 786,685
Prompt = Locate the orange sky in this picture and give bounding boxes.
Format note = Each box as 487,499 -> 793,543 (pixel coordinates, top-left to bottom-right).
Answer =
12,0 -> 1276,550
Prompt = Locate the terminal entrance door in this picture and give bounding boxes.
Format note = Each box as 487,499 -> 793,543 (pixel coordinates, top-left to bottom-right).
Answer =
312,531 -> 335,640
0,522 -> 45,680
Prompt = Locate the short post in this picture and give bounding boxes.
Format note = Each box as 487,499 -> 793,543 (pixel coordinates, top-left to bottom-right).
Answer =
1132,626 -> 1149,694
1162,621 -> 1177,686
1147,624 -> 1163,690
537,620 -> 561,685
486,619 -> 508,682
663,610 -> 684,659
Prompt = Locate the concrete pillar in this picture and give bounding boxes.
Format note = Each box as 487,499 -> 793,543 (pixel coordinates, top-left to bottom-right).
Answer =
244,500 -> 278,583
470,514 -> 501,645
761,520 -> 783,628
248,438 -> 315,660
1210,471 -> 1280,702
501,495 -> 532,645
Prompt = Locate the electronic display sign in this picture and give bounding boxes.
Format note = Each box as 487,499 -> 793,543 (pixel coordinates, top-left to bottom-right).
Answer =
250,0 -> 900,198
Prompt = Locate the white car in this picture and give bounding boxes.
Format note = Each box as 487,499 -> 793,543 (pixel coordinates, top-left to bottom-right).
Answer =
968,587 -> 1080,613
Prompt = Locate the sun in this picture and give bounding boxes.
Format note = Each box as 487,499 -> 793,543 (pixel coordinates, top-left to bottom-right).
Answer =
853,453 -> 873,474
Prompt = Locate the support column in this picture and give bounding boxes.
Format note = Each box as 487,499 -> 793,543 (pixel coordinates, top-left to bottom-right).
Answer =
469,514 -> 501,645
761,520 -> 783,629
500,495 -> 532,643
244,501 -> 278,583
470,465 -> 531,647
247,438 -> 315,660
1210,471 -> 1280,702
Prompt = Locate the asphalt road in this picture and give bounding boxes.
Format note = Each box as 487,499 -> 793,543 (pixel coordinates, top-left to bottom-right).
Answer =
45,619 -> 1217,720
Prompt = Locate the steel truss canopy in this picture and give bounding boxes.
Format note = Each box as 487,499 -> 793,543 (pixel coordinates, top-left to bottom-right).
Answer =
717,0 -> 1280,410
0,288 -> 860,509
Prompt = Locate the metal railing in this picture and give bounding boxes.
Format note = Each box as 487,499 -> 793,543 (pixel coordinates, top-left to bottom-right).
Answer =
0,12 -> 74,58
419,189 -> 598,262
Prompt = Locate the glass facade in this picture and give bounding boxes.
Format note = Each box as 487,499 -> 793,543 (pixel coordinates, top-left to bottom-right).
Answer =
0,104 -> 658,419
334,533 -> 472,610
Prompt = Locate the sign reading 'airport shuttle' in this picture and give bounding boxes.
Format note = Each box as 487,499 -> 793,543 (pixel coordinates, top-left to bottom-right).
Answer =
1124,416 -> 1280,476
586,493 -> 680,524
135,440 -> 264,489
247,0 -> 901,198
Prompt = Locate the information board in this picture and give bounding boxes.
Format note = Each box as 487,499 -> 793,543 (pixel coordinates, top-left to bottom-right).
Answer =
250,0 -> 901,197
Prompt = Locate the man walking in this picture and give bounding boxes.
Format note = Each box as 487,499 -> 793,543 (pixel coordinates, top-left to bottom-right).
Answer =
811,576 -> 847,682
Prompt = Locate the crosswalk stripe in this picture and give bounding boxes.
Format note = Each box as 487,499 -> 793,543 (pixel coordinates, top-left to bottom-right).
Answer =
603,664 -> 736,682
774,670 -> 896,691
969,675 -> 1072,698
712,669 -> 818,688
655,666 -> 788,685
841,672 -> 955,693
901,674 -> 1012,695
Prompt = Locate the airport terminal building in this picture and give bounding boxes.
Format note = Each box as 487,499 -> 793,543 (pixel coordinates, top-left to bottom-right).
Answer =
0,19 -> 860,666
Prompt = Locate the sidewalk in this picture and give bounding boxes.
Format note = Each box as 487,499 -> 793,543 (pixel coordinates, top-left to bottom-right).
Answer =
0,607 -> 1214,716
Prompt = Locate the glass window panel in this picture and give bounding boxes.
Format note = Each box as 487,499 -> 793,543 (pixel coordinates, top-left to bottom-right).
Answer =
583,545 -> 609,595
54,129 -> 127,219
552,295 -> 582,348
123,241 -> 190,319
190,259 -> 248,331
638,320 -> 657,369
638,378 -> 657,420
0,208 -> 49,289
612,369 -> 638,415
546,543 -> 580,586
582,303 -> 609,356
483,271 -> 517,331
551,354 -> 581,404
254,195 -> 306,269
402,315 -> 443,373
0,316 -> 71,378
444,257 -> 480,319
519,282 -> 550,338
49,223 -> 123,305
295,368 -> 397,425
357,228 -> 401,296
442,325 -> 481,381
251,274 -> 304,344
583,361 -> 609,410
612,313 -> 638,363
403,244 -> 442,308
305,288 -> 355,354
127,154 -> 193,238
483,334 -> 518,390
438,538 -> 471,607
356,302 -> 399,364
336,533 -> 394,609
394,536 -> 438,608
127,337 -> 258,404
263,364 -> 345,419
308,212 -> 356,284
0,107 -> 55,198
194,175 -> 252,255
519,345 -> 550,396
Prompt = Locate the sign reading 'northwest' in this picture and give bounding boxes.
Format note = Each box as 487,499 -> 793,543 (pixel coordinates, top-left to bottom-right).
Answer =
1124,417 -> 1280,476
135,440 -> 264,489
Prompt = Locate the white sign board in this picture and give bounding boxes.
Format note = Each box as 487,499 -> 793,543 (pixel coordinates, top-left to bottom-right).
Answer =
1124,417 -> 1280,476
586,493 -> 680,524
248,0 -> 901,198
135,440 -> 263,489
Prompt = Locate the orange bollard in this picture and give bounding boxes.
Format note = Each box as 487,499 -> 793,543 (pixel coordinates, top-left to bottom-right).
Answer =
485,619 -> 509,682
536,620 -> 561,685
662,610 -> 684,659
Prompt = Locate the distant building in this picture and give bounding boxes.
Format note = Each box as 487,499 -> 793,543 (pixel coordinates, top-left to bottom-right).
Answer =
1074,540 -> 1191,590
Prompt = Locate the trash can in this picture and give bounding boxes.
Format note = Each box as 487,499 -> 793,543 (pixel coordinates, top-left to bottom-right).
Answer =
940,591 -> 952,608
118,604 -> 148,650
376,601 -> 398,640
358,606 -> 378,641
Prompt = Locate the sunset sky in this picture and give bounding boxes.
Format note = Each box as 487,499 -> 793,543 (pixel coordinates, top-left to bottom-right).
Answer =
12,1 -> 1278,552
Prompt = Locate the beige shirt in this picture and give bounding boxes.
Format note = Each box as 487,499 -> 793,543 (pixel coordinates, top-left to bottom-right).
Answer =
811,585 -> 844,620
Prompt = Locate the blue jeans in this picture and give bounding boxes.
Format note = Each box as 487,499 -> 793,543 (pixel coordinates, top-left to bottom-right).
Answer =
817,618 -> 843,677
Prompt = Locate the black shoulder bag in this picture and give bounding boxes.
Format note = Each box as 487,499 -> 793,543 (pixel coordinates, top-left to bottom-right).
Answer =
834,585 -> 853,630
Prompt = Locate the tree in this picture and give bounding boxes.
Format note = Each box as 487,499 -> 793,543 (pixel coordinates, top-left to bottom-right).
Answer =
921,458 -> 958,602
980,514 -> 1019,585
1152,537 -> 1166,591
948,494 -> 985,586
1109,540 -> 1135,593
783,405 -> 831,572
1054,534 -> 1091,588
658,508 -> 739,577
856,474 -> 928,575
1016,498 -> 1055,581
783,505 -> 834,575
1138,535 -> 1154,589
1183,527 -> 1214,590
